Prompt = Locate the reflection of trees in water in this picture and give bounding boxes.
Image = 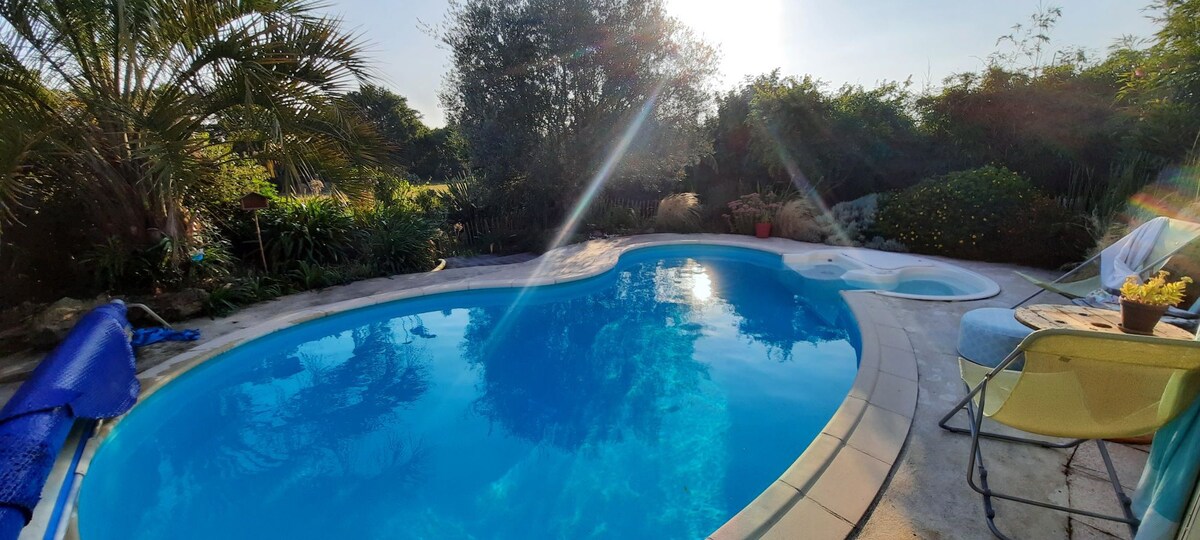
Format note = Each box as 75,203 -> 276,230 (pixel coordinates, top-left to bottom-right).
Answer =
713,260 -> 850,362
461,262 -> 710,451
459,260 -> 731,537
233,319 -> 431,474
133,316 -> 435,536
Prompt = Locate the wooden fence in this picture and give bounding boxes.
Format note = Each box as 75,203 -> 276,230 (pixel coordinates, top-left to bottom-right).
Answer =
604,197 -> 660,221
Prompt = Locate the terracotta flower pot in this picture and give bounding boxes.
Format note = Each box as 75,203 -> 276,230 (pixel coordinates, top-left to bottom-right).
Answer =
754,222 -> 771,238
1120,298 -> 1168,334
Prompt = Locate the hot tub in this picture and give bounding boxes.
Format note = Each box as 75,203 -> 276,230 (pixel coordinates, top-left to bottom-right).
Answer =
784,248 -> 1001,301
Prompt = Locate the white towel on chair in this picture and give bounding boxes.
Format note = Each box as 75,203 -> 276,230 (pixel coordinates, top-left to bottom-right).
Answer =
1102,217 -> 1169,292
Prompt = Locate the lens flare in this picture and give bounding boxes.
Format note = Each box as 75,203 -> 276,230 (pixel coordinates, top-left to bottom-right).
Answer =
547,81 -> 666,252
752,113 -> 848,242
1125,163 -> 1200,222
466,80 -> 669,361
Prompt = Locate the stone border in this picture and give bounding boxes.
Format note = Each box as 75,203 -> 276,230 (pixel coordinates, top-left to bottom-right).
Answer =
708,291 -> 918,539
66,235 -> 922,539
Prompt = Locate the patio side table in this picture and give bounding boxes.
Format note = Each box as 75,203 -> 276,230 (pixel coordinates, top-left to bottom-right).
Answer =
1015,304 -> 1196,340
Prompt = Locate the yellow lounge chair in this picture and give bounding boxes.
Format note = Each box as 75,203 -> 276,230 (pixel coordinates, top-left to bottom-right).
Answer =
938,329 -> 1200,539
1015,217 -> 1200,307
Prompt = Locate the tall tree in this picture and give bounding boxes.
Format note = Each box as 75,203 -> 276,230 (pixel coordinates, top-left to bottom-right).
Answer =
347,84 -> 429,168
694,72 -> 927,204
1147,0 -> 1200,107
1122,0 -> 1200,160
441,0 -> 716,225
346,84 -> 469,183
0,0 -> 381,253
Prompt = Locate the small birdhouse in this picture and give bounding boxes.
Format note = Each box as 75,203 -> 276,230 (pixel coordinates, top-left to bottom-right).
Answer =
239,192 -> 270,211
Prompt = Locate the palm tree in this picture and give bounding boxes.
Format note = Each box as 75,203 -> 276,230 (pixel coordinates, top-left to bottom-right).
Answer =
0,0 -> 381,257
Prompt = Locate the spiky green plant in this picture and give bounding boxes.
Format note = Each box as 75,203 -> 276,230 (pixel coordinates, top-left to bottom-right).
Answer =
0,0 -> 382,256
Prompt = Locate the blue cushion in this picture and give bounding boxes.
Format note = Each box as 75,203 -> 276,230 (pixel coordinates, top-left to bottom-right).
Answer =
957,308 -> 1032,369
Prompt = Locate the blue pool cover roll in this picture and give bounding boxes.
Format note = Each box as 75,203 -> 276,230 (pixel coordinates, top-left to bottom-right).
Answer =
0,302 -> 139,539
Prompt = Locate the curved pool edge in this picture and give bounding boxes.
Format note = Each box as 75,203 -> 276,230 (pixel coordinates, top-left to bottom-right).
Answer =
69,235 -> 920,540
707,291 -> 918,539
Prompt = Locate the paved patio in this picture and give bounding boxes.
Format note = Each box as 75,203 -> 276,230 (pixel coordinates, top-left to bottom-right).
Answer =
0,235 -> 1149,539
857,254 -> 1147,540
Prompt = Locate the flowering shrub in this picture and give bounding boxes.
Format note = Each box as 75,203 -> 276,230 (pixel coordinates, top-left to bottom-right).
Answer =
727,193 -> 780,222
876,166 -> 1086,266
725,192 -> 782,234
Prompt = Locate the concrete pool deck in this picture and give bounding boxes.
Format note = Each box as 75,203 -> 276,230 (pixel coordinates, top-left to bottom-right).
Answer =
1,234 -> 1147,539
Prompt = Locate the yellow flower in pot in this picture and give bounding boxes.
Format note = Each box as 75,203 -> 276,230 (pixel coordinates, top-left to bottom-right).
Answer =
1118,271 -> 1193,334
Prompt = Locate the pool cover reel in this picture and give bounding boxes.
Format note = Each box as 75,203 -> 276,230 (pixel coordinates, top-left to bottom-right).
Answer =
0,302 -> 139,539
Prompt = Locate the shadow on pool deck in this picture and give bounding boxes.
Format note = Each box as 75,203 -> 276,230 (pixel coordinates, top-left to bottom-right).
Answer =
855,255 -> 1147,540
0,236 -> 1149,540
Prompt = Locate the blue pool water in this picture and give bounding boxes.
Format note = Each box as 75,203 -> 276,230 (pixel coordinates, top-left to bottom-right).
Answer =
891,279 -> 960,296
78,246 -> 861,539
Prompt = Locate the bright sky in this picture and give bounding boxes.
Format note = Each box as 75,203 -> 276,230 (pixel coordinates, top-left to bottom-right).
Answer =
323,1 -> 1160,127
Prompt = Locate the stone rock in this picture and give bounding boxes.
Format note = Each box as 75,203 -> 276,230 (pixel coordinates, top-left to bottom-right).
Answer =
135,288 -> 209,322
0,301 -> 44,328
27,297 -> 105,348
0,301 -> 44,353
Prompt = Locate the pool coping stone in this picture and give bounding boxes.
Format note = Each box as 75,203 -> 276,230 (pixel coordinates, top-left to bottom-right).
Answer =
707,291 -> 917,539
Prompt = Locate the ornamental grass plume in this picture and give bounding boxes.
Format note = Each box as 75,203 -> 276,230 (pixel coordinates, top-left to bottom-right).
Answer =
655,193 -> 703,233
775,199 -> 825,243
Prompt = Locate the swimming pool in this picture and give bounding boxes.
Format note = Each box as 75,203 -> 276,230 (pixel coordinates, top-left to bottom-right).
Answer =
78,246 -> 873,539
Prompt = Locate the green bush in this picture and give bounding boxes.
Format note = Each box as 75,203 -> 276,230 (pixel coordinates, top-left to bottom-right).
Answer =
83,231 -> 233,292
876,166 -> 1085,266
258,197 -> 361,271
359,204 -> 440,274
439,173 -> 491,222
826,194 -> 882,246
999,196 -> 1090,268
289,261 -> 336,290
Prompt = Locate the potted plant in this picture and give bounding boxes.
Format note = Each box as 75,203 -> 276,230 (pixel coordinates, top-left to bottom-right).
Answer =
726,193 -> 781,239
754,219 -> 772,239
1118,271 -> 1193,334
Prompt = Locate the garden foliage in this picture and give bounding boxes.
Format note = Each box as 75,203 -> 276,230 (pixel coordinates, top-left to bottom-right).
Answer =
655,194 -> 703,233
442,0 -> 717,228
3,0 -> 1200,311
876,166 -> 1087,266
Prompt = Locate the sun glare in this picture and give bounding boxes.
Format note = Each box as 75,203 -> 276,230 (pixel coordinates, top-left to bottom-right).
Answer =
666,0 -> 787,85
690,268 -> 714,302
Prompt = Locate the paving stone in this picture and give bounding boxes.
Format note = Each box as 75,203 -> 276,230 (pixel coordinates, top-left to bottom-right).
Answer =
807,446 -> 892,525
879,345 -> 918,381
761,498 -> 853,540
821,397 -> 867,441
710,481 -> 799,540
1067,469 -> 1138,539
1070,442 -> 1148,491
782,434 -> 844,493
846,405 -> 911,465
870,372 -> 919,418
